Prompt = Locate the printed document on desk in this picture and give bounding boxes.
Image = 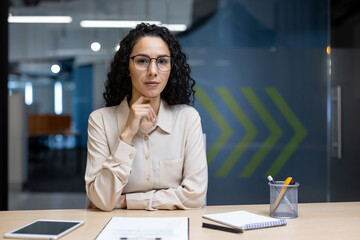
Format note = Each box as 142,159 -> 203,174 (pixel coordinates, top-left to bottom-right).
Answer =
96,217 -> 189,240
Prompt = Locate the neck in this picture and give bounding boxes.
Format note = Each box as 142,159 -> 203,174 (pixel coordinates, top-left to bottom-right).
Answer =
149,97 -> 161,114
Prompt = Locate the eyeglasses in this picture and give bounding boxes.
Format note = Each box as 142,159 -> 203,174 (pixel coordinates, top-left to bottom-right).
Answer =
130,55 -> 171,72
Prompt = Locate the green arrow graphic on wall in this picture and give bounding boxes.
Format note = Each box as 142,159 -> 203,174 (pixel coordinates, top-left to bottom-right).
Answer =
215,87 -> 257,177
239,87 -> 282,178
196,86 -> 307,178
264,87 -> 308,177
195,87 -> 232,165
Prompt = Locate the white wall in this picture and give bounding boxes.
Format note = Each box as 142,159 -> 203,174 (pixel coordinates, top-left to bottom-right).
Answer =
8,94 -> 27,191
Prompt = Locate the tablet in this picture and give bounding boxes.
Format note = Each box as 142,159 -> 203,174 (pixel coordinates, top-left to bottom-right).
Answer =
4,219 -> 84,239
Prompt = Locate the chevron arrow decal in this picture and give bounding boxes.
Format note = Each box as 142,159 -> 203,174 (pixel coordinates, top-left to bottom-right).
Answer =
239,87 -> 282,178
195,86 -> 307,178
264,87 -> 308,177
195,87 -> 232,165
215,87 -> 258,177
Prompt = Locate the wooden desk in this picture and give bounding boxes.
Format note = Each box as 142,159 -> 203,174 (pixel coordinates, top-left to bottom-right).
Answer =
1,202 -> 359,239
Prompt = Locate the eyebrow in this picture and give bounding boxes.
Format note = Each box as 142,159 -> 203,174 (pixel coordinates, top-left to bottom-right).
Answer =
134,53 -> 171,58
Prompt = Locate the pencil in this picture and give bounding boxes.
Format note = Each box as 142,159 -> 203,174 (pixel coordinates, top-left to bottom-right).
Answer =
202,222 -> 243,234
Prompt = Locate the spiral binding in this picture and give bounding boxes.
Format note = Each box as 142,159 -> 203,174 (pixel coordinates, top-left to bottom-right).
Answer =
244,219 -> 287,230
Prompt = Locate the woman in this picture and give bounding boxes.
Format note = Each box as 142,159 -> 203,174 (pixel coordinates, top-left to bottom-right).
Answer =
85,23 -> 208,211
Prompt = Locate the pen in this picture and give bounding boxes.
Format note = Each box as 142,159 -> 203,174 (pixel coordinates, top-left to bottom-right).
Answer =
202,222 -> 243,234
268,175 -> 296,214
267,175 -> 276,184
270,177 -> 293,214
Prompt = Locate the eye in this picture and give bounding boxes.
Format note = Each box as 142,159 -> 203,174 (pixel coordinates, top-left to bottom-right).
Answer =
157,57 -> 169,65
135,57 -> 149,65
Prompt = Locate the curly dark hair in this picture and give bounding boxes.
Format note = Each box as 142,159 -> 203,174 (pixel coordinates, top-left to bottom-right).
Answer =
103,23 -> 196,107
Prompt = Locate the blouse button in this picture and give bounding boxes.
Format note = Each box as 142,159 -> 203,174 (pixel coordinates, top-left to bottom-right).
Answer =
129,154 -> 134,159
144,135 -> 149,141
146,175 -> 152,180
145,154 -> 149,160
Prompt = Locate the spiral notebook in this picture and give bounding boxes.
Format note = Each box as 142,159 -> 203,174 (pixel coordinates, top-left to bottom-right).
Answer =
202,210 -> 287,231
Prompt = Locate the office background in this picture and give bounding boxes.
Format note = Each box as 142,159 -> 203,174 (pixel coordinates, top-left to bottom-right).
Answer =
1,0 -> 360,210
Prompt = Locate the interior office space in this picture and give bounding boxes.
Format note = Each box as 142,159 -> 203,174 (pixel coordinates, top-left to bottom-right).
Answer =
1,0 -> 360,211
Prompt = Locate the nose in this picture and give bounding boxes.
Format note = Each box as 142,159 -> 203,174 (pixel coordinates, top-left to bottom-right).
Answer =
147,59 -> 158,76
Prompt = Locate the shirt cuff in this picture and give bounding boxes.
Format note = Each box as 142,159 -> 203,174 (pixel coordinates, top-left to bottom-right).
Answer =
113,138 -> 137,166
126,191 -> 156,210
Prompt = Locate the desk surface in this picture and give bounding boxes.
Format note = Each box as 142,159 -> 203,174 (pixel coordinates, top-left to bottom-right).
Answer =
1,202 -> 359,240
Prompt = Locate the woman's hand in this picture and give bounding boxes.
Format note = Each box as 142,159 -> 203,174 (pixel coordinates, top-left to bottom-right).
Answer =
120,96 -> 156,144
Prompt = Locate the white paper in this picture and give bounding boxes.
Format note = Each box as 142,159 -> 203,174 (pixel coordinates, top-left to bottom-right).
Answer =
96,217 -> 188,240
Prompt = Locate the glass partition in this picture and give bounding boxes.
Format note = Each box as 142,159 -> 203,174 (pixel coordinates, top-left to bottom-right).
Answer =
8,0 -> 330,209
181,0 -> 329,204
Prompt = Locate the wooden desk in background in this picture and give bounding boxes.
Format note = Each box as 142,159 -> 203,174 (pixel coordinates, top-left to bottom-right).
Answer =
1,202 -> 359,239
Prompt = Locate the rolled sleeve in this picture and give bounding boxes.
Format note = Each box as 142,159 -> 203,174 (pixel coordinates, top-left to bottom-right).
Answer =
126,191 -> 156,210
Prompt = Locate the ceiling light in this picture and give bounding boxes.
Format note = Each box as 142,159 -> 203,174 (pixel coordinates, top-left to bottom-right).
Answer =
161,24 -> 187,32
51,64 -> 61,74
54,81 -> 63,115
114,44 -> 120,52
80,20 -> 161,28
8,15 -> 72,23
25,82 -> 33,105
91,42 -> 101,52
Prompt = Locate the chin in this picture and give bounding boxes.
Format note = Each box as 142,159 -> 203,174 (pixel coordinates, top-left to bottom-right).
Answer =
149,94 -> 161,99
142,90 -> 162,98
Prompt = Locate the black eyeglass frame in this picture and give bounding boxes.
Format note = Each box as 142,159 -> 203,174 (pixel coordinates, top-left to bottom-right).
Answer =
129,54 -> 172,72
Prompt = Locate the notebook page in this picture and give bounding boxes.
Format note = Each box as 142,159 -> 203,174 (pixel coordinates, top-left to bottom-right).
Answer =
203,210 -> 286,230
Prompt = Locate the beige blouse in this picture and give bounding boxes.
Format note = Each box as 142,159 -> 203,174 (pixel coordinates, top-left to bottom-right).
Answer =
85,98 -> 208,211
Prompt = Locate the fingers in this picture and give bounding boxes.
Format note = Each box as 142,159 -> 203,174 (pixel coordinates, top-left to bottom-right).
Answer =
131,96 -> 157,122
121,96 -> 157,143
132,104 -> 156,122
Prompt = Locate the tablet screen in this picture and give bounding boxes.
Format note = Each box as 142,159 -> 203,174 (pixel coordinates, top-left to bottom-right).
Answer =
14,221 -> 79,234
4,219 -> 84,239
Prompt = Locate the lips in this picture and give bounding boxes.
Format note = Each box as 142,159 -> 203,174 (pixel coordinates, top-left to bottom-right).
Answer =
144,81 -> 160,87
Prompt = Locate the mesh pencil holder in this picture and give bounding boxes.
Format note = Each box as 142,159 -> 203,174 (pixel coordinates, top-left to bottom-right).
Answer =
269,181 -> 299,218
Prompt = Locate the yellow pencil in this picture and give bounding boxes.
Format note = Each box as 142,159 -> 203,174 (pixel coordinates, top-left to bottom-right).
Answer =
271,177 -> 293,214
